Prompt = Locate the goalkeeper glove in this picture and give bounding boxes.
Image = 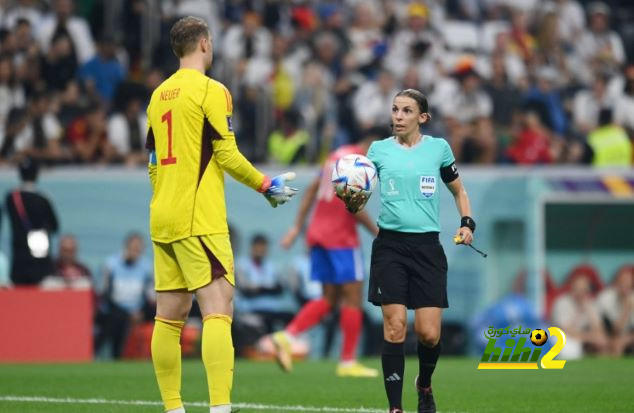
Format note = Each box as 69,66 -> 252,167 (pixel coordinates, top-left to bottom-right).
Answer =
261,172 -> 298,207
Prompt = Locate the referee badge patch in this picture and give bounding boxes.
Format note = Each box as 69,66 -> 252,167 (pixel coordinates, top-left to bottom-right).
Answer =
420,176 -> 436,198
226,116 -> 233,132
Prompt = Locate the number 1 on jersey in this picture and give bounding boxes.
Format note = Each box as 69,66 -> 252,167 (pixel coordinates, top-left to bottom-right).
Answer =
161,110 -> 177,165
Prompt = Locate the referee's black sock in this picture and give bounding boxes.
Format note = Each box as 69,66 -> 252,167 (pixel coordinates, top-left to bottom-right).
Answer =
417,340 -> 441,388
382,340 -> 405,409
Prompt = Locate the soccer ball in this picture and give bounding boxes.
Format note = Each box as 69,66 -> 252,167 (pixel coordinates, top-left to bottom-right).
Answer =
530,329 -> 548,346
331,154 -> 378,199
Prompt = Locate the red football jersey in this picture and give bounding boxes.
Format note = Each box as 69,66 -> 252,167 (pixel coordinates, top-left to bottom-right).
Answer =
306,145 -> 364,248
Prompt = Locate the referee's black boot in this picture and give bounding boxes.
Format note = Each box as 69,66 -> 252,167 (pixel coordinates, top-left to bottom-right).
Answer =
415,375 -> 436,413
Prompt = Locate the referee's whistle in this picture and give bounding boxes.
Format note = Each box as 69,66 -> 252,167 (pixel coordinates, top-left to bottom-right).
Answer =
454,235 -> 488,258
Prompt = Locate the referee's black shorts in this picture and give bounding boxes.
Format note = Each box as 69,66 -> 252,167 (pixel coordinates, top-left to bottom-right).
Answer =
368,229 -> 448,309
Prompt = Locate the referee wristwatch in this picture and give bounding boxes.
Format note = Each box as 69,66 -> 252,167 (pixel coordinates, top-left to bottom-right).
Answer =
460,216 -> 476,233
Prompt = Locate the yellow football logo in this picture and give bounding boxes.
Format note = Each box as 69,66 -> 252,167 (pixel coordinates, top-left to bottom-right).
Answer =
530,329 -> 548,346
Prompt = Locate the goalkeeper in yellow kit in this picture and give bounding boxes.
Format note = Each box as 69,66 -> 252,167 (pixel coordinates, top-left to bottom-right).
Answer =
146,16 -> 297,413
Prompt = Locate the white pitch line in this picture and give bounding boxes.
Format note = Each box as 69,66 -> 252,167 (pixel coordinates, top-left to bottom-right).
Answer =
0,395 -> 386,412
0,395 -> 468,412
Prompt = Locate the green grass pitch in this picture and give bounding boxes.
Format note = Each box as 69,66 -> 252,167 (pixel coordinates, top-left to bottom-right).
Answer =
1,357 -> 633,412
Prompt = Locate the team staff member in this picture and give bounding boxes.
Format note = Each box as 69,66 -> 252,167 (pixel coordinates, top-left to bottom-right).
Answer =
146,16 -> 296,413
348,89 -> 475,413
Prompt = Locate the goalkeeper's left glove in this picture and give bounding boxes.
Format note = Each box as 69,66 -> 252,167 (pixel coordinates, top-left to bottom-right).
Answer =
259,172 -> 298,207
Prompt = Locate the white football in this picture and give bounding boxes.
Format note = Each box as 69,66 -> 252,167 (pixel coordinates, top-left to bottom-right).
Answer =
331,154 -> 378,198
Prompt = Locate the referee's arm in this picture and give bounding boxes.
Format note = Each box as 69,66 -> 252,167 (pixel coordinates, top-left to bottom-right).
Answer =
446,178 -> 471,218
445,177 -> 474,244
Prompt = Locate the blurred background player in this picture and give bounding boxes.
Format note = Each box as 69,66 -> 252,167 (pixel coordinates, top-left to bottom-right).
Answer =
145,16 -> 297,413
271,127 -> 386,378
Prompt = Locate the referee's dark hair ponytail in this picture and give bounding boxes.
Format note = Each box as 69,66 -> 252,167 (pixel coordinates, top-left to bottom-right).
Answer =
395,89 -> 432,124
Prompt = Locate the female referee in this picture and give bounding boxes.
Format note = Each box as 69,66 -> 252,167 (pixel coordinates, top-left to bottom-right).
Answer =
352,89 -> 475,413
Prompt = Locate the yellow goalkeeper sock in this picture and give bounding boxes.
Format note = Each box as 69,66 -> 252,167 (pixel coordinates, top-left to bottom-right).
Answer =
202,314 -> 234,407
151,317 -> 185,411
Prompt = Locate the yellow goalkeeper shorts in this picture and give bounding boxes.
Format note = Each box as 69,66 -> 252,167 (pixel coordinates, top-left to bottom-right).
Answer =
152,234 -> 235,291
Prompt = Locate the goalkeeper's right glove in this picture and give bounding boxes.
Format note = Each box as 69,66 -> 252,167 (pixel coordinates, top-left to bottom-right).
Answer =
260,172 -> 298,208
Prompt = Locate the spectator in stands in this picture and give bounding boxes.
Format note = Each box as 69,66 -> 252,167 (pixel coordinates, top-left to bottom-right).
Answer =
56,80 -> 83,128
66,102 -> 116,164
614,64 -> 634,135
551,274 -> 608,358
11,18 -> 37,63
441,63 -> 497,163
596,266 -> 634,356
0,107 -> 28,162
4,157 -> 59,285
95,232 -> 153,359
508,9 -> 536,63
535,10 -> 571,84
107,94 -> 147,166
219,11 -> 273,87
294,61 -> 337,161
48,234 -> 92,289
523,66 -> 568,139
235,234 -> 292,335
546,0 -> 586,50
161,0 -> 222,47
0,53 -> 26,129
576,2 -> 626,76
0,26 -> 18,54
37,0 -> 95,65
79,35 -> 126,104
311,21 -> 346,80
484,52 -> 522,137
352,69 -> 398,132
221,11 -> 272,69
505,110 -> 554,164
2,0 -> 44,29
572,73 -> 613,137
385,2 -> 441,81
22,91 -> 65,163
314,4 -> 349,55
234,83 -> 274,163
40,32 -> 78,92
585,109 -> 632,167
268,109 -> 309,165
348,2 -> 384,73
488,31 -> 527,87
266,35 -> 296,115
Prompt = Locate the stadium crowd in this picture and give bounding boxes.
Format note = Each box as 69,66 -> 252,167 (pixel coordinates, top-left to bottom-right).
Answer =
0,0 -> 633,166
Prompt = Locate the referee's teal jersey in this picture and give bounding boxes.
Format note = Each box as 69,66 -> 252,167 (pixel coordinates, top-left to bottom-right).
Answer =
367,135 -> 455,233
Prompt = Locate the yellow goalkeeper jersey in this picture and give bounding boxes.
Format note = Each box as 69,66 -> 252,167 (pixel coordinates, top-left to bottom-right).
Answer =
146,68 -> 265,243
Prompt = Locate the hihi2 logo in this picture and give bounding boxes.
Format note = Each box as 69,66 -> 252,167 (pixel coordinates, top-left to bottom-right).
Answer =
478,326 -> 567,370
